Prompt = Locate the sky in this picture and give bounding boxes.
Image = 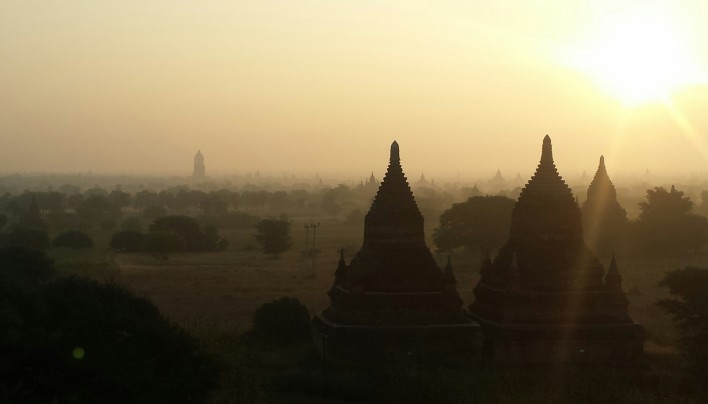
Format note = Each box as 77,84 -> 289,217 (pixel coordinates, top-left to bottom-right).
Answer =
2,0 -> 708,178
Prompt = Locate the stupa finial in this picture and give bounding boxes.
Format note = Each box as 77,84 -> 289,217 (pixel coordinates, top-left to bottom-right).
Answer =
541,135 -> 553,164
390,141 -> 400,163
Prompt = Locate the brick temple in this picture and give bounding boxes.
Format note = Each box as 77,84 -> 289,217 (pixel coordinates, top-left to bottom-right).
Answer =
581,155 -> 629,257
312,141 -> 481,365
469,136 -> 644,364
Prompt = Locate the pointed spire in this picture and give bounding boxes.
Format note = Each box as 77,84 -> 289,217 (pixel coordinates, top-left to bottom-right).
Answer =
585,154 -> 620,207
507,252 -> 521,291
541,134 -> 553,164
365,141 -> 423,243
481,248 -> 491,265
443,255 -> 457,286
605,252 -> 623,292
334,248 -> 347,285
390,141 -> 400,163
515,135 -> 575,207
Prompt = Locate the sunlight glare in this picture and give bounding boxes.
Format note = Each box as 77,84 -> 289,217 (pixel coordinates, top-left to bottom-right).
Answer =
565,7 -> 705,106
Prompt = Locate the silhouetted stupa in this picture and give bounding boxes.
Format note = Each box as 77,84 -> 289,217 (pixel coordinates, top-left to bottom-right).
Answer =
469,136 -> 643,364
313,141 -> 481,364
193,150 -> 206,178
581,156 -> 628,256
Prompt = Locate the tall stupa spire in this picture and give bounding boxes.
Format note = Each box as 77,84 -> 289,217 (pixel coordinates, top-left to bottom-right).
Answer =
364,141 -> 424,245
540,134 -> 553,164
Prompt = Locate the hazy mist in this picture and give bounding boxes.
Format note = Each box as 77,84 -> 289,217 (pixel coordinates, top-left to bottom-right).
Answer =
2,1 -> 708,176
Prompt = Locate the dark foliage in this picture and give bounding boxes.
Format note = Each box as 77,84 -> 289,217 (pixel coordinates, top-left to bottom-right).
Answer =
0,248 -> 218,403
255,219 -> 292,257
143,231 -> 185,258
110,230 -> 145,252
0,212 -> 7,230
76,195 -> 120,227
149,215 -> 228,252
0,227 -> 50,250
434,195 -> 515,252
142,204 -> 168,221
52,230 -> 93,249
657,267 -> 708,393
121,216 -> 144,231
195,211 -> 260,229
252,297 -> 311,344
632,186 -> 708,254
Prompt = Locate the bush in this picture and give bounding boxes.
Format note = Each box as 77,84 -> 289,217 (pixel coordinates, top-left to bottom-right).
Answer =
251,297 -> 311,344
0,247 -> 219,403
657,267 -> 708,395
0,227 -> 50,250
255,219 -> 292,257
434,195 -> 515,252
52,230 -> 93,249
143,231 -> 185,258
110,230 -> 145,252
121,216 -> 143,231
149,215 -> 228,252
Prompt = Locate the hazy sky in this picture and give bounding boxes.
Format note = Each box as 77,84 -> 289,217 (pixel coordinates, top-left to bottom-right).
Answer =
2,1 -> 708,177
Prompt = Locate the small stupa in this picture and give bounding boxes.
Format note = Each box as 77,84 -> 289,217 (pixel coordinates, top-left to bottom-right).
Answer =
581,156 -> 628,256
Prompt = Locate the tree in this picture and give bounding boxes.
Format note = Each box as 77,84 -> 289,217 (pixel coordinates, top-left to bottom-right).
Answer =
0,213 -> 6,230
434,195 -> 515,252
143,231 -> 185,259
255,219 -> 292,257
0,227 -> 50,250
21,196 -> 47,230
657,267 -> 708,396
632,186 -> 708,254
251,297 -> 311,344
108,190 -> 132,211
52,230 -> 93,249
76,195 -> 119,227
110,230 -> 145,252
149,215 -> 227,252
121,216 -> 144,231
0,248 -> 218,403
142,204 -> 168,221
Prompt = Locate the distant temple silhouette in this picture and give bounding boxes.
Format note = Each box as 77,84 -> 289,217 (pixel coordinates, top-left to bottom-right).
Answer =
469,136 -> 644,364
313,141 -> 481,364
193,150 -> 206,178
581,156 -> 628,257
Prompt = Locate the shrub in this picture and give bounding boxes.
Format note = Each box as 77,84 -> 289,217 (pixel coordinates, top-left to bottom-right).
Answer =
110,230 -> 145,252
0,227 -> 50,250
52,230 -> 93,249
143,231 -> 185,258
0,248 -> 218,403
255,219 -> 292,257
121,216 -> 143,231
252,297 -> 311,344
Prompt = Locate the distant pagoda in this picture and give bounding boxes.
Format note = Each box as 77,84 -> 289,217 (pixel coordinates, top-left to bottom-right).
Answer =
581,156 -> 628,256
313,141 -> 481,365
469,136 -> 643,364
193,150 -> 206,178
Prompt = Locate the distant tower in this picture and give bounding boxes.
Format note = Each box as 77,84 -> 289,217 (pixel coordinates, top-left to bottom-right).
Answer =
581,156 -> 628,256
193,150 -> 206,178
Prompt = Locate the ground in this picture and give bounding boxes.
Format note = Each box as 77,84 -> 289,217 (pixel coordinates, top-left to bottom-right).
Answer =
47,218 -> 699,402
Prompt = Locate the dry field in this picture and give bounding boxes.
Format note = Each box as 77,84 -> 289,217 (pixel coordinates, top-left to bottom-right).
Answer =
50,218 -> 705,355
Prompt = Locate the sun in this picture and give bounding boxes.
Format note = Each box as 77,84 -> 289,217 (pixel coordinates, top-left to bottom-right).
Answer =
565,7 -> 705,106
